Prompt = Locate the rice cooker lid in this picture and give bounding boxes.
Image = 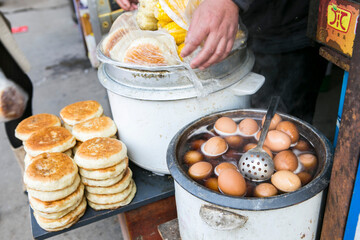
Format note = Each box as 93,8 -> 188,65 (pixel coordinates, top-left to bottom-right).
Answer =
98,48 -> 254,101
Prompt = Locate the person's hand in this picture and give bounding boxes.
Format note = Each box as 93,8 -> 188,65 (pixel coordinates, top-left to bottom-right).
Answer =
180,0 -> 239,69
116,0 -> 138,11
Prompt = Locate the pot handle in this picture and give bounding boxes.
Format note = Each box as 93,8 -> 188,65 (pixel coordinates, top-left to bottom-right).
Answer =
199,204 -> 248,231
230,72 -> 265,96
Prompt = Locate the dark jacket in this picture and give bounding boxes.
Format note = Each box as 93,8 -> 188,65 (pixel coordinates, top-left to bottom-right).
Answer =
233,0 -> 311,53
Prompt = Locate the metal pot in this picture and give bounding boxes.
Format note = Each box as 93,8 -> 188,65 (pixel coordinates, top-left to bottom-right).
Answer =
167,109 -> 333,240
98,49 -> 264,174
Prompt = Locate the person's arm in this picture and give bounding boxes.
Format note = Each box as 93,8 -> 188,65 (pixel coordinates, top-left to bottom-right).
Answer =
181,0 -> 253,69
116,0 -> 138,11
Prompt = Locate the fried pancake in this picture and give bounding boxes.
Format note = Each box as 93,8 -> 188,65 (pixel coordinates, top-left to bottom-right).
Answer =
79,158 -> 128,180
81,169 -> 126,187
34,197 -> 86,231
85,168 -> 132,194
60,100 -> 103,126
29,183 -> 84,213
24,148 -> 72,169
24,126 -> 76,157
72,116 -> 117,142
24,152 -> 78,191
27,175 -> 81,202
15,113 -> 61,141
87,182 -> 136,210
102,28 -> 129,57
33,193 -> 83,220
74,137 -> 127,169
85,179 -> 134,205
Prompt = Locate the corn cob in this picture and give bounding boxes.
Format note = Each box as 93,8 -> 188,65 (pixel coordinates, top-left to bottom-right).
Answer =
163,21 -> 187,45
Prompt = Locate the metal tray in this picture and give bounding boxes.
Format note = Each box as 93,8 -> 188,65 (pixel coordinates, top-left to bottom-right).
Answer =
30,162 -> 175,240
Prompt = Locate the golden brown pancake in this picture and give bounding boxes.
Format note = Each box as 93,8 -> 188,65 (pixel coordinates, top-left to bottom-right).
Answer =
85,167 -> 132,194
87,182 -> 136,210
60,100 -> 103,126
72,116 -> 117,142
29,183 -> 84,213
24,126 -> 76,157
74,137 -> 127,169
79,158 -> 128,180
34,197 -> 87,231
124,42 -> 166,65
24,152 -> 78,191
85,179 -> 134,204
102,28 -> 129,57
15,113 -> 61,141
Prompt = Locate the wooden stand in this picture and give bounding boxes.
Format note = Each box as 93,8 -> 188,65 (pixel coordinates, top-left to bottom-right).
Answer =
118,196 -> 177,240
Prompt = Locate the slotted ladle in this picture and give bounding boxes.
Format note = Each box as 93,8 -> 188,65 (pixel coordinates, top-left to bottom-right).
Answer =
238,96 -> 280,181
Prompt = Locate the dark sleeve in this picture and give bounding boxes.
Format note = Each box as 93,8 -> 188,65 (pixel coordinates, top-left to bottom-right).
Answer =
232,0 -> 254,12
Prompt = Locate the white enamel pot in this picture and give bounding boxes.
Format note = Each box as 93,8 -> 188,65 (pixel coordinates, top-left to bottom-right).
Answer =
167,110 -> 333,239
98,49 -> 264,175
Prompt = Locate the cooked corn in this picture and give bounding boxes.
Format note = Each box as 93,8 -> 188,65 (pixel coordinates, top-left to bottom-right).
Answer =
163,21 -> 187,45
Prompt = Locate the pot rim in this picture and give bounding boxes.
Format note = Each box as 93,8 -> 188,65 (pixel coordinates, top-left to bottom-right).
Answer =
167,109 -> 334,211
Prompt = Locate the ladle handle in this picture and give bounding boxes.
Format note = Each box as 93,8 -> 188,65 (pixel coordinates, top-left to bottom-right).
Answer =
257,96 -> 280,148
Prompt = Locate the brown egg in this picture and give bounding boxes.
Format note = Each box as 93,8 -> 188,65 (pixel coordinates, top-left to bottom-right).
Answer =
214,117 -> 237,134
205,177 -> 219,192
238,118 -> 259,136
184,150 -> 203,165
298,153 -> 317,169
276,121 -> 299,144
214,162 -> 237,176
264,130 -> 291,152
218,168 -> 246,196
243,143 -> 273,158
188,161 -> 213,180
271,170 -> 301,192
273,150 -> 298,172
191,139 -> 206,150
202,136 -> 228,156
224,135 -> 244,148
254,183 -> 278,197
293,140 -> 311,152
297,172 -> 312,185
262,113 -> 282,130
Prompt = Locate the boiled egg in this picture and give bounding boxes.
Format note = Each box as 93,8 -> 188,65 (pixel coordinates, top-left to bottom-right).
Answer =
298,153 -> 317,169
254,183 -> 278,197
224,135 -> 243,148
276,121 -> 299,145
184,150 -> 203,165
262,113 -> 282,130
201,136 -> 228,157
293,140 -> 311,152
238,118 -> 259,136
191,139 -> 206,150
214,162 -> 237,176
271,170 -> 301,192
214,117 -> 237,136
273,150 -> 298,172
297,172 -> 312,185
264,130 -> 291,152
205,177 -> 219,192
218,168 -> 246,196
188,161 -> 213,180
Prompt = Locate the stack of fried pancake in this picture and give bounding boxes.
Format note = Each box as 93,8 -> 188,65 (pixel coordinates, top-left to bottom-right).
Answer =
22,126 -> 76,168
74,137 -> 136,210
24,152 -> 86,231
71,116 -> 118,155
60,100 -> 103,132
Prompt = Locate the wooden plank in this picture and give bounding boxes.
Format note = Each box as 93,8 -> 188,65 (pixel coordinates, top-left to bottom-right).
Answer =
157,218 -> 181,240
319,46 -> 351,71
320,17 -> 360,240
119,196 -> 177,240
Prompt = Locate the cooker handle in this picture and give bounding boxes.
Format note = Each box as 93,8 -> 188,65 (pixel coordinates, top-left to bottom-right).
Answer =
199,204 -> 248,230
230,72 -> 265,96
